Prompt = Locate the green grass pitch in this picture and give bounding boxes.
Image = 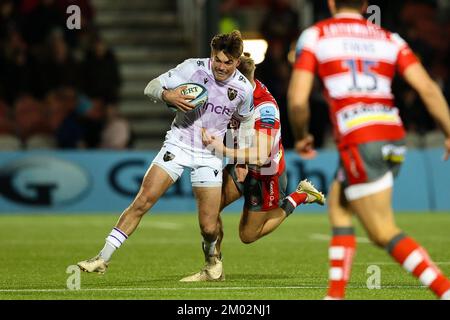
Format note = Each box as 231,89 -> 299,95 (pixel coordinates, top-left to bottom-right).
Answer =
0,212 -> 449,300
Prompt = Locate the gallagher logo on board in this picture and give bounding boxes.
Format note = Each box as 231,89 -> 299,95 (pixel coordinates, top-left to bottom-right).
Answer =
0,157 -> 90,207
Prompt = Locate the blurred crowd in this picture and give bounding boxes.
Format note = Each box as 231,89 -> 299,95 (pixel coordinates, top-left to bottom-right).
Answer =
0,0 -> 127,150
220,0 -> 450,149
1,0 -> 448,150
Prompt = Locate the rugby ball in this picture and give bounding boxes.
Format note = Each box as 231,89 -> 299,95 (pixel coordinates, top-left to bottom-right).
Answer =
167,82 -> 208,112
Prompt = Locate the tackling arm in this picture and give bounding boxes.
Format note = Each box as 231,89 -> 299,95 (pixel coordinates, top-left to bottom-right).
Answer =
224,130 -> 273,166
202,129 -> 274,166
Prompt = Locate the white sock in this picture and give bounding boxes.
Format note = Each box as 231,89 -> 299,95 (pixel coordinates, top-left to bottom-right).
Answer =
99,242 -> 116,262
100,227 -> 128,262
203,238 -> 218,257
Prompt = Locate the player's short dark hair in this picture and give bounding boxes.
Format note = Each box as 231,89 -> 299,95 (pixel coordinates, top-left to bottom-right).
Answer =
237,52 -> 255,80
335,0 -> 367,10
210,30 -> 243,59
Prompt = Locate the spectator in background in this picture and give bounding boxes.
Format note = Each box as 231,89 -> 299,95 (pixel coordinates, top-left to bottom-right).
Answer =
13,95 -> 51,144
77,34 -> 120,148
82,35 -> 121,105
0,29 -> 37,105
0,0 -> 20,46
0,0 -> 120,149
47,86 -> 85,149
260,0 -> 299,54
100,105 -> 132,149
39,30 -> 82,96
76,94 -> 106,148
22,0 -> 63,49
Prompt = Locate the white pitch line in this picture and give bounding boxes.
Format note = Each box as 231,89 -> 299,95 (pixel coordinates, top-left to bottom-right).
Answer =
0,285 -> 427,293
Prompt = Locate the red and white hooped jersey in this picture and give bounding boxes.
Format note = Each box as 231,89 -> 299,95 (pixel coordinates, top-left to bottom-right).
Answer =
294,13 -> 419,147
247,79 -> 285,177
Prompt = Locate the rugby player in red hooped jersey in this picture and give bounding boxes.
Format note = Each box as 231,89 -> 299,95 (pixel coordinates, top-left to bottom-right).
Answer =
202,53 -> 325,265
288,0 -> 450,300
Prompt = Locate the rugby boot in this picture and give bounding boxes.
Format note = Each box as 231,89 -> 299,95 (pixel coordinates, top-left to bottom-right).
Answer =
179,244 -> 224,282
297,179 -> 326,205
77,255 -> 108,274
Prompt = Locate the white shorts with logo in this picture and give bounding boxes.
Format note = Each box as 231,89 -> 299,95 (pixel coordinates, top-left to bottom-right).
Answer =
151,134 -> 223,187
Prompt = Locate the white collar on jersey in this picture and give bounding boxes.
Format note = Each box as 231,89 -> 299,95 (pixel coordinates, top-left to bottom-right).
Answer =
334,12 -> 364,19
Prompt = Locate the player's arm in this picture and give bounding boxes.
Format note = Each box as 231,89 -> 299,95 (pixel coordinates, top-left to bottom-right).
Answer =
144,78 -> 196,113
202,128 -> 274,166
143,60 -> 196,112
402,63 -> 450,160
287,69 -> 314,139
287,27 -> 319,159
228,130 -> 273,166
287,69 -> 316,159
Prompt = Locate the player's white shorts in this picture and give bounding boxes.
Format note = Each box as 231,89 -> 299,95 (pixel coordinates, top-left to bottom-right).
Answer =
151,135 -> 223,187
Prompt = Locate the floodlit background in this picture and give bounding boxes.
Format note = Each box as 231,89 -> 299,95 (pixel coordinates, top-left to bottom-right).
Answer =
0,0 -> 448,151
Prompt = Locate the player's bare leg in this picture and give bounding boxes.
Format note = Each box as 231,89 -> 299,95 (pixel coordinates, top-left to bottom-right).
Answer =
350,187 -> 400,246
77,165 -> 174,273
328,181 -> 353,228
239,207 -> 284,243
180,186 -> 224,282
216,169 -> 243,254
239,179 -> 325,243
116,165 -> 175,235
325,180 -> 356,300
349,186 -> 450,299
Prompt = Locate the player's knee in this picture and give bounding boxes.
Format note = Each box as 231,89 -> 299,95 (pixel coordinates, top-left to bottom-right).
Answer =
239,229 -> 257,244
131,194 -> 156,216
200,223 -> 217,239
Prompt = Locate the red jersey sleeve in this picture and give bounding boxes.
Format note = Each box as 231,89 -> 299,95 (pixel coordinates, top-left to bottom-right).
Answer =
293,27 -> 319,73
294,49 -> 317,73
391,33 -> 419,75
